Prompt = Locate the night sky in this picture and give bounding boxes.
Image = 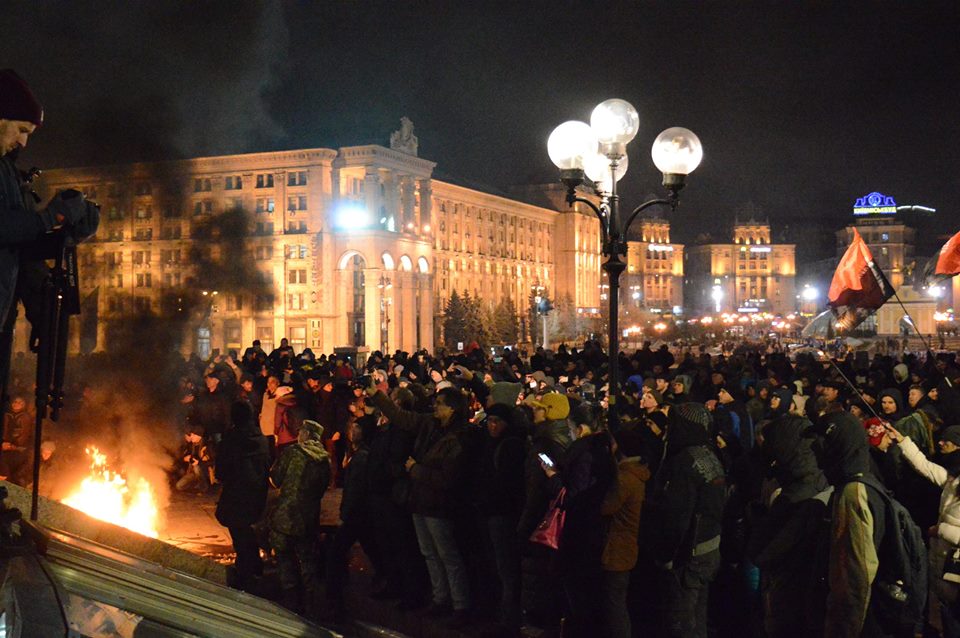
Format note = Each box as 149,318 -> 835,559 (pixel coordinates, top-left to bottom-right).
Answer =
3,1 -> 958,263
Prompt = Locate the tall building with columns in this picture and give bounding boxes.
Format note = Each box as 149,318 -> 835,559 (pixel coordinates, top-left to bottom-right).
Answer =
685,219 -> 796,316
28,121 -> 601,356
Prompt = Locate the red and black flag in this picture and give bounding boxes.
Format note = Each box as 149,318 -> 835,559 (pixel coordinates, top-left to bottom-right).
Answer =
828,228 -> 895,332
935,230 -> 960,277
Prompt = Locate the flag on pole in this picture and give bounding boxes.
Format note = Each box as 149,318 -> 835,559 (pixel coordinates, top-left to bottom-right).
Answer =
827,228 -> 895,332
935,230 -> 960,277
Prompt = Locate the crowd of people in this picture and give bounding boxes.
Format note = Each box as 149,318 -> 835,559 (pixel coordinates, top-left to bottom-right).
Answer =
7,334 -> 960,638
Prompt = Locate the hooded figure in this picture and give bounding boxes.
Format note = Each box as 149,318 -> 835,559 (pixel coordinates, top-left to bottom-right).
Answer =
819,412 -> 890,638
215,401 -> 272,591
646,403 -> 727,638
767,387 -> 794,421
747,415 -> 832,638
269,419 -> 332,612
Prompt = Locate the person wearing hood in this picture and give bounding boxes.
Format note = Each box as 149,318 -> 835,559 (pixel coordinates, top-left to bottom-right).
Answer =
888,424 -> 960,637
714,385 -> 754,455
215,401 -> 272,593
600,428 -> 651,638
879,387 -> 940,530
879,388 -> 933,455
669,374 -> 692,404
646,403 -> 727,638
365,381 -> 474,626
269,419 -> 332,614
747,415 -> 832,638
746,381 -> 771,426
819,412 -> 891,638
766,387 -> 793,422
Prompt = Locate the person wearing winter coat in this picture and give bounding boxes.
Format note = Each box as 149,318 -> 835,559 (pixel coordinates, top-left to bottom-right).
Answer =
819,412 -> 889,638
366,382 -> 474,626
747,415 -> 832,638
600,429 -> 651,638
472,403 -> 527,633
540,401 -> 616,638
215,401 -> 272,592
269,419 -> 331,614
646,402 -> 727,638
517,392 -> 572,631
888,424 -> 960,637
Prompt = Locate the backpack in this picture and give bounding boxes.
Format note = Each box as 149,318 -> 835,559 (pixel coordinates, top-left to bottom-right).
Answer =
849,475 -> 928,634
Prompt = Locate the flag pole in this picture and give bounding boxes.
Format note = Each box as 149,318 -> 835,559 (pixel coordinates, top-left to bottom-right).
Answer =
826,357 -> 886,422
890,288 -> 933,352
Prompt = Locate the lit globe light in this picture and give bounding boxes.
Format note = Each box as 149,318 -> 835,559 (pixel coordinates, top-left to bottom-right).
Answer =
801,286 -> 819,301
928,285 -> 944,298
548,121 -> 598,170
590,99 -> 640,147
651,127 -> 703,176
583,152 -> 629,191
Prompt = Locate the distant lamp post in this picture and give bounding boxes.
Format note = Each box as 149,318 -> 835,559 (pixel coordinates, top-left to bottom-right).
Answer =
548,99 -> 702,432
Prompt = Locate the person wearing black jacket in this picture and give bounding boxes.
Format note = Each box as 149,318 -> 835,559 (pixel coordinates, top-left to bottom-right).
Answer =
541,403 -> 616,638
215,401 -> 272,592
472,403 -> 526,633
646,403 -> 727,638
0,70 -> 99,399
747,414 -> 832,638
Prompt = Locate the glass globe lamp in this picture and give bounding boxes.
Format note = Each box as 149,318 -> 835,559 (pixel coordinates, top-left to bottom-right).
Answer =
590,99 -> 640,145
584,152 -> 628,193
651,127 -> 703,176
548,121 -> 598,170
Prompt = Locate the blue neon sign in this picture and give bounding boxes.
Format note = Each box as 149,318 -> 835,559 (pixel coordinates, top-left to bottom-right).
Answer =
853,192 -> 897,215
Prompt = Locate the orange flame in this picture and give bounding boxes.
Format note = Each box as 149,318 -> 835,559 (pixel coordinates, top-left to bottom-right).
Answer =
62,446 -> 160,538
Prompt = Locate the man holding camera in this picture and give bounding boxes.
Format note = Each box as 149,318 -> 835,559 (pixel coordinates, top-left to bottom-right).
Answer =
0,69 -> 99,397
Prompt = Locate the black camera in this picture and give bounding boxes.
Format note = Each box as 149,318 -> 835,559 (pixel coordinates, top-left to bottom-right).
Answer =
352,374 -> 373,390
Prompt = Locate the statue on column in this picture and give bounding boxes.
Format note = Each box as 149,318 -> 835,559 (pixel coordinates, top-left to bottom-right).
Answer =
390,117 -> 418,156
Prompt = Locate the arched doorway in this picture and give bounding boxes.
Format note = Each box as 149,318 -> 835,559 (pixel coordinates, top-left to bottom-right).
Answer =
348,255 -> 366,346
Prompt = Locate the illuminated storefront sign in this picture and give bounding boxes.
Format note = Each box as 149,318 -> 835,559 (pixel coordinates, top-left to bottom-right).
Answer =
853,192 -> 897,215
749,246 -> 771,253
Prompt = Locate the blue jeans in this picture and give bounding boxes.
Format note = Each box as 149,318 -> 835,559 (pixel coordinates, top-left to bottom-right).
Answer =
412,514 -> 471,611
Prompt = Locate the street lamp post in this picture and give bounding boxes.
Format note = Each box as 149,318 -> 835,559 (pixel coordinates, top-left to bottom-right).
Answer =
548,99 -> 702,432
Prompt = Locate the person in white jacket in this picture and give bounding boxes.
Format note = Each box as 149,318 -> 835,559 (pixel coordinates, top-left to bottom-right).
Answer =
888,424 -> 960,638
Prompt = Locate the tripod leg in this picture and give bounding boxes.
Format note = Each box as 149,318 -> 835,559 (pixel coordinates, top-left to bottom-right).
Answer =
30,277 -> 56,522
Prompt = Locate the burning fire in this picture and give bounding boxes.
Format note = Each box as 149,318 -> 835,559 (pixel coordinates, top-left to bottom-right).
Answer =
62,446 -> 160,538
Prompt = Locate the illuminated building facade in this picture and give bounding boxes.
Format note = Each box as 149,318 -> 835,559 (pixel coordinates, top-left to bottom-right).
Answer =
623,218 -> 684,313
29,121 -> 601,356
685,219 -> 796,316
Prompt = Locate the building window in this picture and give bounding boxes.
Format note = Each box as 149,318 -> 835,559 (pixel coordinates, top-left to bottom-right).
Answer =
136,273 -> 152,287
287,171 -> 307,186
226,295 -> 243,311
161,226 -> 182,239
255,245 -> 273,260
287,293 -> 306,310
256,327 -> 273,353
134,228 -> 153,240
255,222 -> 274,235
256,198 -> 275,213
288,269 -> 307,284
224,175 -> 243,190
163,206 -> 182,219
134,297 -> 151,313
194,178 -> 211,192
881,232 -> 889,242
135,183 -> 151,196
256,174 -> 274,189
113,274 -> 123,288
135,205 -> 152,219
